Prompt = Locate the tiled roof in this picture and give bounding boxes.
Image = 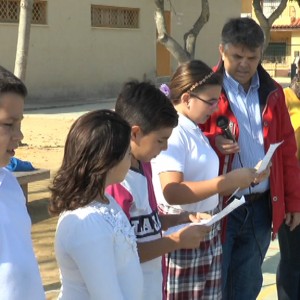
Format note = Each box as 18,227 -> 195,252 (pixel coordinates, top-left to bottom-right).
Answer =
272,17 -> 300,29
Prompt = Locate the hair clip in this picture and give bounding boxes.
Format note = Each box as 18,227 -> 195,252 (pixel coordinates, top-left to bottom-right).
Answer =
188,71 -> 214,93
160,83 -> 170,98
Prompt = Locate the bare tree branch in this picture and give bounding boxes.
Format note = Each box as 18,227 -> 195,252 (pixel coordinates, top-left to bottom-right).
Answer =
253,0 -> 288,51
154,0 -> 190,63
154,0 -> 210,64
184,0 -> 209,58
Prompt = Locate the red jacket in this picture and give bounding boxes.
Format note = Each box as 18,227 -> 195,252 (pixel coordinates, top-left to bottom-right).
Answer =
202,63 -> 300,238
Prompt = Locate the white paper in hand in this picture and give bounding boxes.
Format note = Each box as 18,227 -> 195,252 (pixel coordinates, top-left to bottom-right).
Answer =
163,196 -> 245,236
196,196 -> 245,226
256,141 -> 283,174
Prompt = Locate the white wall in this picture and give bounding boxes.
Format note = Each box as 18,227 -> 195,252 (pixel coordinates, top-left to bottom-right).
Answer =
0,0 -> 241,104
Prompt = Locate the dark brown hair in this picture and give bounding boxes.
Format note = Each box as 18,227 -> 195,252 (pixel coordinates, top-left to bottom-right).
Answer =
0,65 -> 27,98
168,60 -> 223,103
49,109 -> 131,216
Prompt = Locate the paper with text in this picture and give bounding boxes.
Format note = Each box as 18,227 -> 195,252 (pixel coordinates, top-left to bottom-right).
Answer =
163,196 -> 245,236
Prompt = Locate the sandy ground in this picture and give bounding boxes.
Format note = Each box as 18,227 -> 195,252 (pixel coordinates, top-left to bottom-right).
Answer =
15,89 -> 284,299
16,115 -> 77,299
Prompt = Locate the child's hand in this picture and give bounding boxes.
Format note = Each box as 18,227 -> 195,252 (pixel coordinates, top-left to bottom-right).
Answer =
171,224 -> 211,249
227,168 -> 257,189
188,212 -> 212,223
253,161 -> 271,185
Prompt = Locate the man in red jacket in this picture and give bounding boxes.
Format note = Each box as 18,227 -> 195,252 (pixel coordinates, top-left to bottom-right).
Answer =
202,17 -> 300,300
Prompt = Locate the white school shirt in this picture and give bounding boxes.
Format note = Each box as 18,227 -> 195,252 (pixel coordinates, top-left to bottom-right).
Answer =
107,162 -> 163,300
0,168 -> 45,300
152,113 -> 219,213
55,194 -> 143,300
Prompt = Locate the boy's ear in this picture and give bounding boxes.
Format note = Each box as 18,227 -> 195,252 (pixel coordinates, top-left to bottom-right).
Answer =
131,125 -> 142,142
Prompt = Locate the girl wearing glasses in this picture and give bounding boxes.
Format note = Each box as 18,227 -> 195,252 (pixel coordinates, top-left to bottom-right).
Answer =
152,60 -> 260,299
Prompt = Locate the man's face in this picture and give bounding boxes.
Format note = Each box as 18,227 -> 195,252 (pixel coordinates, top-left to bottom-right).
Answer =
219,43 -> 262,91
0,93 -> 24,167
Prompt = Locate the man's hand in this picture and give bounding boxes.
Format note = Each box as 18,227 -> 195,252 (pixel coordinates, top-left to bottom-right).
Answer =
215,135 -> 240,155
285,212 -> 300,231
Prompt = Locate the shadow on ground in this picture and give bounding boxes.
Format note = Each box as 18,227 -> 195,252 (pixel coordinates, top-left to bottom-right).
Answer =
28,198 -> 51,224
262,252 -> 280,274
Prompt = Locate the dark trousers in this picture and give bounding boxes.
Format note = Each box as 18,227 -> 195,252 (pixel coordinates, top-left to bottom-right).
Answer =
277,223 -> 300,300
222,192 -> 272,300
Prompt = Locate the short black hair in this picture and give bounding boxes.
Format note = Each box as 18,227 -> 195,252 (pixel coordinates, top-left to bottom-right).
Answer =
0,65 -> 27,97
115,80 -> 178,134
221,17 -> 264,50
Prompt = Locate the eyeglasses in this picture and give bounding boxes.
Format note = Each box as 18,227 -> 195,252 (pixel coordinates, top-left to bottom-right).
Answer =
189,93 -> 220,108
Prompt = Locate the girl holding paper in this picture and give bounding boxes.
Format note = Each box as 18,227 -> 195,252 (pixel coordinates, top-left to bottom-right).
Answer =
152,60 -> 261,299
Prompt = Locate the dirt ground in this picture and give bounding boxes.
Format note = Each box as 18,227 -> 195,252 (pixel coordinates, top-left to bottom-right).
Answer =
14,99 -> 282,299
16,115 -> 77,299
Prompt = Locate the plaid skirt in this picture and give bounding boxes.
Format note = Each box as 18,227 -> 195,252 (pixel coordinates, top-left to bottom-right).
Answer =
160,204 -> 222,300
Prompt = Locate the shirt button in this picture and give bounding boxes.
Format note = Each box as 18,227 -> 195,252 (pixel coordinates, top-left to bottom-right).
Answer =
273,196 -> 278,202
263,121 -> 269,127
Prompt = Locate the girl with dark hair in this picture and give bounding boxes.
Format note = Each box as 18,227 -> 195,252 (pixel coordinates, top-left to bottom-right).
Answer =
49,109 -> 143,299
152,60 -> 259,299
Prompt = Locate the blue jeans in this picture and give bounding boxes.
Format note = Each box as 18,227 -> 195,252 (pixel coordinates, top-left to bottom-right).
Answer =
222,194 -> 272,300
277,223 -> 300,300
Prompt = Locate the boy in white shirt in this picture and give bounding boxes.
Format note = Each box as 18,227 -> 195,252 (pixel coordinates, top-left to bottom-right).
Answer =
106,80 -> 211,300
0,66 -> 45,300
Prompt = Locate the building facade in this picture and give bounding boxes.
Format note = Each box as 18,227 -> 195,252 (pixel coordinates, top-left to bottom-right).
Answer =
242,0 -> 300,77
0,0 -> 241,104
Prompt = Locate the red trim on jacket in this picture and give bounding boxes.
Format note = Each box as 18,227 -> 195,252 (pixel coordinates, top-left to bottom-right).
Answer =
201,63 -> 300,239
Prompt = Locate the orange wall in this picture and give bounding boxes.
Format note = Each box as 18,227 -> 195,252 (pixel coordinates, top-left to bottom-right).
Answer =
241,0 -> 252,13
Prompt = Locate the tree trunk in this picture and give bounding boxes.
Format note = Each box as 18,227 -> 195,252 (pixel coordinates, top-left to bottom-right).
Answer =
154,0 -> 210,64
14,0 -> 34,81
253,0 -> 288,52
154,0 -> 190,63
184,0 -> 209,58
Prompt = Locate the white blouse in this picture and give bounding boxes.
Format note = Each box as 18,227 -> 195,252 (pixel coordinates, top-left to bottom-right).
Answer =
55,194 -> 143,300
152,113 -> 220,213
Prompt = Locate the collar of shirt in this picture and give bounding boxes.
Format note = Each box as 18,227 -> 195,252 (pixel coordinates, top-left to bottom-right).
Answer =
224,70 -> 260,96
178,113 -> 199,131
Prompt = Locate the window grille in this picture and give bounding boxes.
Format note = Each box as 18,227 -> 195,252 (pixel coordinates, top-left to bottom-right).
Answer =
263,42 -> 287,63
0,0 -> 47,24
91,5 -> 139,29
32,1 -> 47,24
262,0 -> 281,18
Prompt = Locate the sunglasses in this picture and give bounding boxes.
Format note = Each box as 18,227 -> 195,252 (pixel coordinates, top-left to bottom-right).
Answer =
189,93 -> 220,108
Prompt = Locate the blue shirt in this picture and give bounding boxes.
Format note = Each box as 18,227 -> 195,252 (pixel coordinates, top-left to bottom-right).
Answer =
223,71 -> 269,194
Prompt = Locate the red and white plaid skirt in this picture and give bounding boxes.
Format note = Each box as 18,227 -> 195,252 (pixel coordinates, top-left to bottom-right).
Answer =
160,204 -> 222,300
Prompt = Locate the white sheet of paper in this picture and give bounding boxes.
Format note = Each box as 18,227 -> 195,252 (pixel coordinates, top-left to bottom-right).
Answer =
256,141 -> 283,174
196,196 -> 245,226
163,196 -> 245,236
